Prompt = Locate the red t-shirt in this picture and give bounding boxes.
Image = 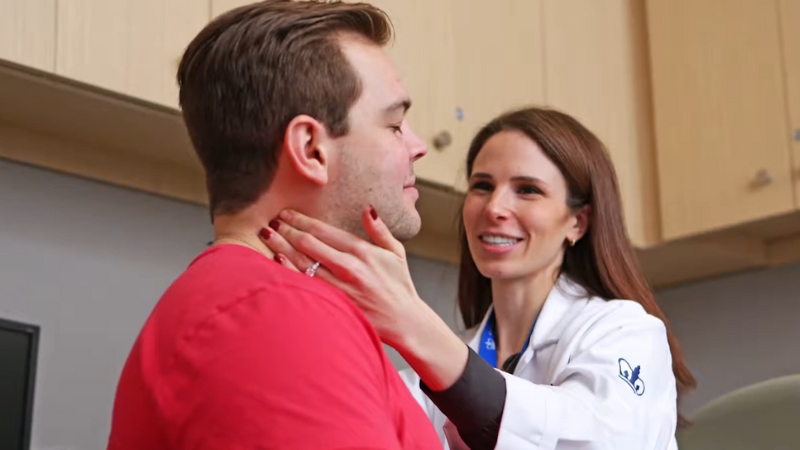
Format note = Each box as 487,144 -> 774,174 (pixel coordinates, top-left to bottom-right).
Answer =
107,244 -> 440,449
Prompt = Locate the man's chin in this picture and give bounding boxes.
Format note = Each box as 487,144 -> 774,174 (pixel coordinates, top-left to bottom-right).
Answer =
390,211 -> 422,243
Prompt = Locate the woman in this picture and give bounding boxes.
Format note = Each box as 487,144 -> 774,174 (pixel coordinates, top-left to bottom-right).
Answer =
260,107 -> 695,449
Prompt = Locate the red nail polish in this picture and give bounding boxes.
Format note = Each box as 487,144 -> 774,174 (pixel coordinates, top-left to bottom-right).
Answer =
268,219 -> 280,231
369,205 -> 378,220
274,254 -> 286,265
259,228 -> 271,240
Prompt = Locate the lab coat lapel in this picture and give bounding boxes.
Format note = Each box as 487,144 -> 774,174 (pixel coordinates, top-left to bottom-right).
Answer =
464,275 -> 588,368
528,275 -> 588,351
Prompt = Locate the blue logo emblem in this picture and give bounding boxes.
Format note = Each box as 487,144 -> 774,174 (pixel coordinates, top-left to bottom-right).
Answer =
618,358 -> 645,396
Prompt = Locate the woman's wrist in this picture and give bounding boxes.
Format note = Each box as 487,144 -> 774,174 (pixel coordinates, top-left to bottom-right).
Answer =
394,298 -> 470,391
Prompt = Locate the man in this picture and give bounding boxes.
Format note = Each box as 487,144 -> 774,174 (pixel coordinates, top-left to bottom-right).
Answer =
106,1 -> 440,448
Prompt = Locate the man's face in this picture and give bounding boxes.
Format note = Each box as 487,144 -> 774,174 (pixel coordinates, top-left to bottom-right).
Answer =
321,34 -> 428,241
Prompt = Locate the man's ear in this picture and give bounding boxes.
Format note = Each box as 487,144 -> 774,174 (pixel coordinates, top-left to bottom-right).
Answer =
282,114 -> 331,186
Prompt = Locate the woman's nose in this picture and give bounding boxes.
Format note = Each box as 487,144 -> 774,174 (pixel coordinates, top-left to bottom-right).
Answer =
484,190 -> 511,221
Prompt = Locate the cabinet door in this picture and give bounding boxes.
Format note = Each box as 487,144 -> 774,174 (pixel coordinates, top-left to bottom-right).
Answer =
452,0 -> 545,191
212,0 -> 251,16
779,0 -> 800,204
543,0 -> 659,247
56,0 -> 209,108
0,0 -> 56,72
647,0 -> 794,240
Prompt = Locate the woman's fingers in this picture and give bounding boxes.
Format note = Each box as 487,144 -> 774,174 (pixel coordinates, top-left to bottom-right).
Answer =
258,227 -> 312,274
272,253 -> 299,272
267,218 -> 357,280
274,253 -> 337,282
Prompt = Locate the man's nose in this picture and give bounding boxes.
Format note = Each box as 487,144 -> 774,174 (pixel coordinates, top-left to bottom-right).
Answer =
407,126 -> 429,162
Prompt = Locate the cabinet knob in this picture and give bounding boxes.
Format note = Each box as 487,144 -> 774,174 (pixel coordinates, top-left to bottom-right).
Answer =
432,130 -> 452,150
753,169 -> 773,188
794,128 -> 800,142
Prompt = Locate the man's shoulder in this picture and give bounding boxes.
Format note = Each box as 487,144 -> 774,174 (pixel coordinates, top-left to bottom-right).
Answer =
148,244 -> 370,353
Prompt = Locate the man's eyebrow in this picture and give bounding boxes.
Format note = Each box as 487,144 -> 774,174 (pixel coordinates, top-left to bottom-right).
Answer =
384,98 -> 411,116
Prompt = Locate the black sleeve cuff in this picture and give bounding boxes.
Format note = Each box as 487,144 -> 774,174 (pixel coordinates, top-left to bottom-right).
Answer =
419,346 -> 506,449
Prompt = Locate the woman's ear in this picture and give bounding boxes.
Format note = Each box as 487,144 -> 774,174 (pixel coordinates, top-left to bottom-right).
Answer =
282,114 -> 331,186
568,204 -> 591,244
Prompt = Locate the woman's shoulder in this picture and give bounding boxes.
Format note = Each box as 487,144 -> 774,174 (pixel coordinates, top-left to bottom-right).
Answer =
554,275 -> 660,324
567,292 -> 668,348
590,294 -> 662,323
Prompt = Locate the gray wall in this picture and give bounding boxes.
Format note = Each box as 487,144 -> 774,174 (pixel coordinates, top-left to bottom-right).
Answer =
1,157 -> 798,449
658,263 -> 800,414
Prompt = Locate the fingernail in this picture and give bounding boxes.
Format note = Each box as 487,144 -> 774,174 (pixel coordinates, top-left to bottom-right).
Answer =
279,210 -> 293,221
259,228 -> 271,240
274,254 -> 286,265
369,205 -> 378,220
268,219 -> 280,231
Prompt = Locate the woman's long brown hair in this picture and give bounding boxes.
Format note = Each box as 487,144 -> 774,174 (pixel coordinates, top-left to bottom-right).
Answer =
456,107 -> 696,425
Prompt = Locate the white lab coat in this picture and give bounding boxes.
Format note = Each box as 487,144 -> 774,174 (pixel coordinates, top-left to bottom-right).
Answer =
400,275 -> 678,450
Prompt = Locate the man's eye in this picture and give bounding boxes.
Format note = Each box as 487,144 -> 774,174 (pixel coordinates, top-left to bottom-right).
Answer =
470,181 -> 493,191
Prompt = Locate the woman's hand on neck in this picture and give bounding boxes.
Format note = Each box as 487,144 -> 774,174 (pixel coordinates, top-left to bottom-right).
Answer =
492,267 -> 560,363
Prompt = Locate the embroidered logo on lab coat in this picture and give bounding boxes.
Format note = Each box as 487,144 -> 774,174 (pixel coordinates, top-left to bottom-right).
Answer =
618,358 -> 645,396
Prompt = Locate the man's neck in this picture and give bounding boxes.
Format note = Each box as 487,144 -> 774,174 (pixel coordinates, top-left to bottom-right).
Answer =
211,201 -> 285,259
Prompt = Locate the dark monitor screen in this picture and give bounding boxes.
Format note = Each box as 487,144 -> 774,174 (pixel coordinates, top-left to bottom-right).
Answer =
0,317 -> 39,450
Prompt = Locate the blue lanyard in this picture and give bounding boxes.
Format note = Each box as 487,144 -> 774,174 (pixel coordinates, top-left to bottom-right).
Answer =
478,310 -> 537,369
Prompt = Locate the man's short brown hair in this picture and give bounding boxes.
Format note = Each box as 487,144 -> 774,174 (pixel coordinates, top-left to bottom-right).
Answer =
177,0 -> 393,216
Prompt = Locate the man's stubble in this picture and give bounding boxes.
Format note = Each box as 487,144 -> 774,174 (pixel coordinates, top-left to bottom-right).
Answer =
319,151 -> 421,243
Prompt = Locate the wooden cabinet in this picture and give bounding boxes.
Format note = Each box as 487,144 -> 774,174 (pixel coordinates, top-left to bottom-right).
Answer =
0,0 -> 56,72
451,0 -> 545,191
779,0 -> 800,203
212,0 -> 251,17
55,0 -> 208,108
647,0 -> 796,240
542,0 -> 660,247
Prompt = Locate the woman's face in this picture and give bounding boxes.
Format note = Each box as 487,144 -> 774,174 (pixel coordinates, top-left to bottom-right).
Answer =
462,130 -> 587,281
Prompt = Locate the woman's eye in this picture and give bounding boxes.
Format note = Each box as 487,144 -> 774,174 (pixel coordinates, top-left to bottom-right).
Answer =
390,125 -> 402,134
518,185 -> 541,195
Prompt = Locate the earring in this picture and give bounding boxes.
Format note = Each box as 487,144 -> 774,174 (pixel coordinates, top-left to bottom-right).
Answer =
568,238 -> 577,247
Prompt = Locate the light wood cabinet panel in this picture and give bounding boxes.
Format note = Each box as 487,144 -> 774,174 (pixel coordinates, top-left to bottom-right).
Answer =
367,0 -> 461,189
542,0 -> 660,247
56,0 -> 209,108
452,0 -> 545,191
0,0 -> 56,72
211,0 -> 250,17
647,0 -> 795,240
779,0 -> 800,204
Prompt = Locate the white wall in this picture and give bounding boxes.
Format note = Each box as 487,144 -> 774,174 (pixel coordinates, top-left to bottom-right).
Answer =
2,157 -> 799,449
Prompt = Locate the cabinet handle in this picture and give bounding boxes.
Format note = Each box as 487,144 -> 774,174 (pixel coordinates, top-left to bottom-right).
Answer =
752,169 -> 773,188
794,129 -> 800,142
432,130 -> 452,150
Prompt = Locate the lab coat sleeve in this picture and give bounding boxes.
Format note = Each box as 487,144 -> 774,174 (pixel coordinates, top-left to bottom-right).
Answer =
495,305 -> 678,450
